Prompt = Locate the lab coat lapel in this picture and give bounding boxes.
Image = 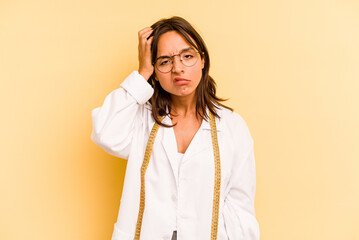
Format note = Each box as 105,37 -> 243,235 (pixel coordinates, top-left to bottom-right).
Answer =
158,109 -> 223,184
183,120 -> 210,160
184,110 -> 223,161
160,115 -> 179,184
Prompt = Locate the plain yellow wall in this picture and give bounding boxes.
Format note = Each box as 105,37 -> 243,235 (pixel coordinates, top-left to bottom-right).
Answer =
1,0 -> 358,239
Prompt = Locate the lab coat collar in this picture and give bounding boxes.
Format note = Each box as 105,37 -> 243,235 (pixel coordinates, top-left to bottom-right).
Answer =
160,115 -> 209,187
201,105 -> 223,132
158,105 -> 223,186
146,104 -> 223,133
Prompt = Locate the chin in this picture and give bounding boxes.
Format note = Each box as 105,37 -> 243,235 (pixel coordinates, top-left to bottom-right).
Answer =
179,89 -> 196,97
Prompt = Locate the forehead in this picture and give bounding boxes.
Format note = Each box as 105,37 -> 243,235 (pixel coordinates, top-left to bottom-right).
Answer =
157,31 -> 197,55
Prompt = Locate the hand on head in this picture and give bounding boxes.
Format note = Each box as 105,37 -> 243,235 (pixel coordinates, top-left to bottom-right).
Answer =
138,27 -> 154,81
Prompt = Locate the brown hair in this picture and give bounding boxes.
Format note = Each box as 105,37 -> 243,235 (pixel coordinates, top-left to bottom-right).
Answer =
148,16 -> 232,127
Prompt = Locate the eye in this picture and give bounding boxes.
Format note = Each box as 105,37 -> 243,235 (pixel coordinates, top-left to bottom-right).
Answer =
159,59 -> 170,66
183,54 -> 193,59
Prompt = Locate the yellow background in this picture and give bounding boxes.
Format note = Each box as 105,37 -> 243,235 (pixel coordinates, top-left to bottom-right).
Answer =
1,0 -> 358,239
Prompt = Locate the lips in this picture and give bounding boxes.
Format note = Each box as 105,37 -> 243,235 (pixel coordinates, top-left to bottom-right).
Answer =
174,77 -> 190,86
174,77 -> 189,81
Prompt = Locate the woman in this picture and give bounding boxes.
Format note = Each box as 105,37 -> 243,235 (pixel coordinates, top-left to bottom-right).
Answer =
91,16 -> 259,240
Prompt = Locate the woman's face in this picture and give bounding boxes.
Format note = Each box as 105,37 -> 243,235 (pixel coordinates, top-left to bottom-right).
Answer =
154,31 -> 204,98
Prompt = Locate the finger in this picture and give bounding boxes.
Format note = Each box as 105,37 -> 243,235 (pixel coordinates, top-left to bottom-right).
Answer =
138,27 -> 152,37
139,28 -> 153,38
138,26 -> 151,33
140,30 -> 153,42
139,26 -> 152,32
140,36 -> 152,46
143,30 -> 153,38
146,36 -> 153,45
144,38 -> 153,59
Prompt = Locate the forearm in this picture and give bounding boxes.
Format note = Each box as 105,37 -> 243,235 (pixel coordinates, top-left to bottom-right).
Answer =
91,70 -> 153,159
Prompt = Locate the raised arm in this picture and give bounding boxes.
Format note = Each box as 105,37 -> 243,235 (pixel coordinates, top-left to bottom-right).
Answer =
91,27 -> 155,159
91,71 -> 153,159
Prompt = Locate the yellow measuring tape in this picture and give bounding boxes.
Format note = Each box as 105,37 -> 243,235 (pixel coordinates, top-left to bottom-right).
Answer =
134,111 -> 221,240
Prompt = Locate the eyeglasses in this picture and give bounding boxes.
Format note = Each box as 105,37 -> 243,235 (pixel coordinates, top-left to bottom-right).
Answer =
153,47 -> 201,73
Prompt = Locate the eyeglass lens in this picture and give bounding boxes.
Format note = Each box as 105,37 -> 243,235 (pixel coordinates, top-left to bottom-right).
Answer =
155,48 -> 199,73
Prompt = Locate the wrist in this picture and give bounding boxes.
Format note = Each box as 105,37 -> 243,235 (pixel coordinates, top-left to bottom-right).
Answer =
138,70 -> 152,81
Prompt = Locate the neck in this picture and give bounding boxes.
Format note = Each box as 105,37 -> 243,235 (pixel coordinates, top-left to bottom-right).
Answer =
170,93 -> 197,117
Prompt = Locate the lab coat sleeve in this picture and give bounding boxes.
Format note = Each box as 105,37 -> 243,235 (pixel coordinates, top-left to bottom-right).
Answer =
222,122 -> 260,240
90,70 -> 154,159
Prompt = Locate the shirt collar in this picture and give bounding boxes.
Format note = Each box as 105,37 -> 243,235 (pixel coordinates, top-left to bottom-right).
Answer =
200,106 -> 223,132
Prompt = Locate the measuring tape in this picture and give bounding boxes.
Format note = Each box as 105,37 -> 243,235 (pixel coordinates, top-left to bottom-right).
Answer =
134,111 -> 221,240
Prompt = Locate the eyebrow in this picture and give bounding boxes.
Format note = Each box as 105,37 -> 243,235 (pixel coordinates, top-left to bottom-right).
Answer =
157,47 -> 194,59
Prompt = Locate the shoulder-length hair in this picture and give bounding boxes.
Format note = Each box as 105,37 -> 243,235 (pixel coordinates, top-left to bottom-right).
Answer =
148,16 -> 232,127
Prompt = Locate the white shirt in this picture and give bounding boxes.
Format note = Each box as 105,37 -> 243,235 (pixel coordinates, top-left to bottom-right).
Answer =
174,152 -> 184,231
91,70 -> 260,240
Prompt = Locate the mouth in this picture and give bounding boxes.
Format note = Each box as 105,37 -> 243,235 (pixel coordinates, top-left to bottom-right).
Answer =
174,77 -> 190,86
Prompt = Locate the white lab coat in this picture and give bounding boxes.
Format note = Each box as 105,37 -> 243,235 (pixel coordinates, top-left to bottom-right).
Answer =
91,71 -> 260,240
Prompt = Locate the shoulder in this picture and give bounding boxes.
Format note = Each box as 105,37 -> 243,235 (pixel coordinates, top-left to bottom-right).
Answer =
216,106 -> 248,130
216,106 -> 254,147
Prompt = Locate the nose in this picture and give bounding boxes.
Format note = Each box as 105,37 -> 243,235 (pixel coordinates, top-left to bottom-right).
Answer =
171,55 -> 184,73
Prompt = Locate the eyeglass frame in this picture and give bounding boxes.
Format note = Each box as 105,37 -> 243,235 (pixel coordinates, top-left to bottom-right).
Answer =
152,47 -> 203,73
